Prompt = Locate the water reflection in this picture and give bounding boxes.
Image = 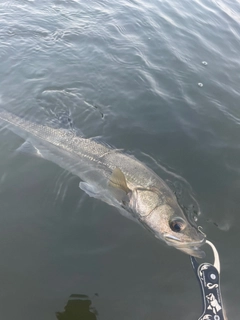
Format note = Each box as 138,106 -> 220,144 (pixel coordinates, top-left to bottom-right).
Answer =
56,294 -> 97,320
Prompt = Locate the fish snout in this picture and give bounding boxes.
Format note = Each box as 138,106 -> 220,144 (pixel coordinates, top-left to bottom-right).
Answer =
163,231 -> 206,258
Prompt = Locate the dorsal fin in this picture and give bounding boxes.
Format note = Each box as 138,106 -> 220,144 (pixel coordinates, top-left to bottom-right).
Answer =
109,167 -> 131,194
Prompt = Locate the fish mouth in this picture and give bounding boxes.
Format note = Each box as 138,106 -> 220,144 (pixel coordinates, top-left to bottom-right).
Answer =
163,234 -> 206,258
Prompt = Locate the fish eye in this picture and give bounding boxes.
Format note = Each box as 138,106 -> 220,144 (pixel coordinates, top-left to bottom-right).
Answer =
169,218 -> 185,233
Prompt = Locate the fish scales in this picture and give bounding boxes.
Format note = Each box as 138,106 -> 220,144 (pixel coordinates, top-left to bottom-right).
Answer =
0,109 -> 162,189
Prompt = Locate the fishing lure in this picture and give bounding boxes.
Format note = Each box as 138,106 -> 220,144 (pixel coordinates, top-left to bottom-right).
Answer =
191,240 -> 227,320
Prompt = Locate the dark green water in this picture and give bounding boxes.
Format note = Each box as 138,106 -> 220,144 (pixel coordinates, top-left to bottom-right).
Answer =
0,0 -> 240,319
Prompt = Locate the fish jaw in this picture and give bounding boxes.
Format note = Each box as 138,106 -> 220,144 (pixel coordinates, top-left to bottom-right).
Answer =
175,245 -> 206,258
163,234 -> 206,258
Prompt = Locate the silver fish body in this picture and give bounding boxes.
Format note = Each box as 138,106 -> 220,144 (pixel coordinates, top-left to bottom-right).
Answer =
0,109 -> 206,257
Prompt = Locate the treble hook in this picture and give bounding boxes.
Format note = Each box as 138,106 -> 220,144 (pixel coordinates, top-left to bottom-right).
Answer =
198,225 -> 207,238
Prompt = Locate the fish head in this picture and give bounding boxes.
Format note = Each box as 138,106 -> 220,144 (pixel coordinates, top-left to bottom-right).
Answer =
129,188 -> 206,258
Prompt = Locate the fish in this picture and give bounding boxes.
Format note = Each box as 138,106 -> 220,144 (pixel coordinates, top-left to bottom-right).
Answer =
0,108 -> 206,257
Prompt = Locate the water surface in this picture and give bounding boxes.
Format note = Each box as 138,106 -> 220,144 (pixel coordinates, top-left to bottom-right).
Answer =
0,0 -> 240,319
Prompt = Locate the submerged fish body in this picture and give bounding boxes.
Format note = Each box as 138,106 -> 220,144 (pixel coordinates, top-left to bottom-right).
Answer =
0,108 -> 206,257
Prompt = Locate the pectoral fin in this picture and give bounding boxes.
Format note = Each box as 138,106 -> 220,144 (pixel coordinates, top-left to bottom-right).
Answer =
108,167 -> 132,205
109,167 -> 131,194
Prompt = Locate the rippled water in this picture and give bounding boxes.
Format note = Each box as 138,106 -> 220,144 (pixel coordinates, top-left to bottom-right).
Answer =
0,0 -> 240,319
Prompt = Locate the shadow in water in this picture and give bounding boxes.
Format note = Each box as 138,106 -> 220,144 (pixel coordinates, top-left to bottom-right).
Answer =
56,294 -> 98,320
